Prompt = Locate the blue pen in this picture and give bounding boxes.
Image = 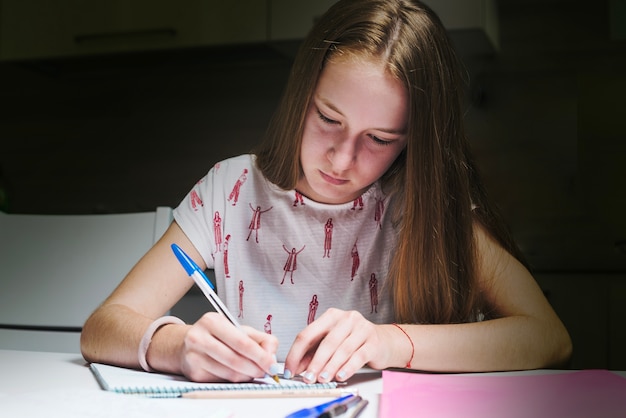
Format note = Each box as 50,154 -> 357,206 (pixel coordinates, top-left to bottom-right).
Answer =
318,395 -> 363,418
172,243 -> 282,384
171,243 -> 240,327
284,394 -> 356,418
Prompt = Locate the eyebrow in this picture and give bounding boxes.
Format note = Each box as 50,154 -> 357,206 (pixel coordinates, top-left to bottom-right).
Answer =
316,96 -> 407,135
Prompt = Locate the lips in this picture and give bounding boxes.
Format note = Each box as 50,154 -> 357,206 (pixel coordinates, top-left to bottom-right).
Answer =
320,170 -> 348,186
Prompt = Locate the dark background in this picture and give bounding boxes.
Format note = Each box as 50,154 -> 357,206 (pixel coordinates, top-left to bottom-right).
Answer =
1,0 -> 625,369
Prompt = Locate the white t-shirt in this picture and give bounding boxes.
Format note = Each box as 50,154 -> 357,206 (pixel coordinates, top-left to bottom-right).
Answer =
174,154 -> 397,360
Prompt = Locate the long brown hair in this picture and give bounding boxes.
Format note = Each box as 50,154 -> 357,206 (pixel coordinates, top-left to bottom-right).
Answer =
255,0 -> 525,324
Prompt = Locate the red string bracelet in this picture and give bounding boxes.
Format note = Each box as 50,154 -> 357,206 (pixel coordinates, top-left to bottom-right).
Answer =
391,323 -> 414,368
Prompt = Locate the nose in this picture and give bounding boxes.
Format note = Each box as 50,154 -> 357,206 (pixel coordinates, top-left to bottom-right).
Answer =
329,136 -> 357,172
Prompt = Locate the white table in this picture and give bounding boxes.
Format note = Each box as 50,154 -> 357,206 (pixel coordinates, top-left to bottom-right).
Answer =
3,349 -> 625,418
0,349 -> 382,418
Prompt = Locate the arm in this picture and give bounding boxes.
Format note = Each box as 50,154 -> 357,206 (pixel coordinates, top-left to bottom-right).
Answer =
391,224 -> 572,372
80,221 -> 278,382
284,223 -> 572,382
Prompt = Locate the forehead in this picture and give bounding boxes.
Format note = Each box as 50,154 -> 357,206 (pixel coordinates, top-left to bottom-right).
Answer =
314,54 -> 408,130
318,51 -> 406,99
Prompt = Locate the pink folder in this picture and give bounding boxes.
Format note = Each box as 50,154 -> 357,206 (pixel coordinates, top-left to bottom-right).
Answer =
380,369 -> 626,417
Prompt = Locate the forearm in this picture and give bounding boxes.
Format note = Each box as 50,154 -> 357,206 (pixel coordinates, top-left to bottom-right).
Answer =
390,316 -> 572,373
80,303 -> 187,374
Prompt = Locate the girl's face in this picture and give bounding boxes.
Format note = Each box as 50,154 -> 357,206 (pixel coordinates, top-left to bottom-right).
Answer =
296,56 -> 408,204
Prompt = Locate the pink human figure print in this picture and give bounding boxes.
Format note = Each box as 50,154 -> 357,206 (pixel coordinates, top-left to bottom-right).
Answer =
238,280 -> 244,318
247,204 -> 273,243
323,218 -> 334,258
369,273 -> 379,313
351,195 -> 364,210
213,211 -> 222,253
190,190 -> 204,211
227,168 -> 248,206
350,241 -> 360,281
307,294 -> 319,325
280,245 -> 306,285
264,314 -> 273,334
374,196 -> 387,229
293,191 -> 305,206
223,234 -> 231,278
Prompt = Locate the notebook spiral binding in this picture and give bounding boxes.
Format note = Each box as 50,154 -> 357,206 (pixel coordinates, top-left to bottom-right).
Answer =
90,363 -> 339,399
116,381 -> 339,398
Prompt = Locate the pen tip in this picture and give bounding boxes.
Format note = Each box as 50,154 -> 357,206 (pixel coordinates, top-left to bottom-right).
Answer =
272,374 -> 281,384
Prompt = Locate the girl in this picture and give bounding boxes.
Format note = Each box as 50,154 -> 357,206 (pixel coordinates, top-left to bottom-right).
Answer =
81,0 -> 571,384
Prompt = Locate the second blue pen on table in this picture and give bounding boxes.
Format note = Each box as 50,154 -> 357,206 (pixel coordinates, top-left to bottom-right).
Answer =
284,394 -> 357,418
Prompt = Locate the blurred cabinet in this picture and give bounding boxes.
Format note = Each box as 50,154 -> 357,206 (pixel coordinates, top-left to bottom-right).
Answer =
536,273 -> 626,370
0,0 -> 267,60
268,0 -> 336,41
268,0 -> 499,54
0,0 -> 500,61
423,0 -> 499,53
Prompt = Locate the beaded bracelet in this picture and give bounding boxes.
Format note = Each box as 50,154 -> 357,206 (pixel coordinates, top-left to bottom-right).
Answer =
138,315 -> 185,372
391,323 -> 414,368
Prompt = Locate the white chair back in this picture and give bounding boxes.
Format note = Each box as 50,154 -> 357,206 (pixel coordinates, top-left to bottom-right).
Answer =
0,207 -> 172,352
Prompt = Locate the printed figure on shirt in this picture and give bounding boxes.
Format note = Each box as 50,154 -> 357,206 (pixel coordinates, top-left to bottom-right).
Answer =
293,191 -> 305,207
308,294 -> 319,325
213,211 -> 222,253
323,218 -> 334,258
190,190 -> 204,212
351,241 -> 360,281
374,196 -> 387,229
247,204 -> 273,243
238,280 -> 244,318
264,314 -> 273,334
369,273 -> 379,313
280,245 -> 306,285
223,234 -> 231,278
351,195 -> 364,210
227,168 -> 248,206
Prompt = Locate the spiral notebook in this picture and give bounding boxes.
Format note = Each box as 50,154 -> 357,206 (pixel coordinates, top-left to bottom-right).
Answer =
89,363 -> 341,398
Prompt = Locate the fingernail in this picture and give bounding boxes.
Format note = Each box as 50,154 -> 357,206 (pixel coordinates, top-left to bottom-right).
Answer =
269,362 -> 280,376
303,371 -> 315,382
319,371 -> 329,381
337,370 -> 347,380
283,369 -> 292,379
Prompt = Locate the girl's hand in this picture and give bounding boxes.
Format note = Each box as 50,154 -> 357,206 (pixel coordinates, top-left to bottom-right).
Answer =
179,312 -> 279,383
283,308 -> 398,383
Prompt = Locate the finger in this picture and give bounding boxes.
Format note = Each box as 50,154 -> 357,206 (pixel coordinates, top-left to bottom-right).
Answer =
245,326 -> 280,357
302,317 -> 365,383
322,335 -> 373,383
284,312 -> 335,378
182,327 -> 259,382
242,326 -> 280,373
187,313 -> 270,379
301,310 -> 376,383
181,348 -> 256,383
213,323 -> 278,377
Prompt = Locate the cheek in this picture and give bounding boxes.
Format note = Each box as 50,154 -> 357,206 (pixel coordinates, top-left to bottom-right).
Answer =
300,132 -> 323,170
362,147 -> 404,179
301,125 -> 333,156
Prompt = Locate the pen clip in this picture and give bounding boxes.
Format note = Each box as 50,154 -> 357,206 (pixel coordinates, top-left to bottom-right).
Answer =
284,394 -> 355,418
318,395 -> 362,418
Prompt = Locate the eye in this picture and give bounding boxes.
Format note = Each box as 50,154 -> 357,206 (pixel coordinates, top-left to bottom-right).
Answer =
317,110 -> 339,125
368,134 -> 393,146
